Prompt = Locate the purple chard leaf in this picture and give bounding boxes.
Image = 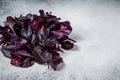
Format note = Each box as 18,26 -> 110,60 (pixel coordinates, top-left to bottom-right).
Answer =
0,9 -> 76,70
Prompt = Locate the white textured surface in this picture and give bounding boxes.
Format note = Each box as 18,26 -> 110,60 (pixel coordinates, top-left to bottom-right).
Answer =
0,0 -> 120,80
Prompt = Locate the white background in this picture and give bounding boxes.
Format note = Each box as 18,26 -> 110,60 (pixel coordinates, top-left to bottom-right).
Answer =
0,0 -> 120,80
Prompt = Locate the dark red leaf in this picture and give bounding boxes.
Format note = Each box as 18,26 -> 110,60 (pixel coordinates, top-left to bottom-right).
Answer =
6,16 -> 16,22
61,41 -> 74,50
13,50 -> 33,58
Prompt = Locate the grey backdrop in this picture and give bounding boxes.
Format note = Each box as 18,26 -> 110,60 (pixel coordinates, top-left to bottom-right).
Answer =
0,0 -> 120,80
